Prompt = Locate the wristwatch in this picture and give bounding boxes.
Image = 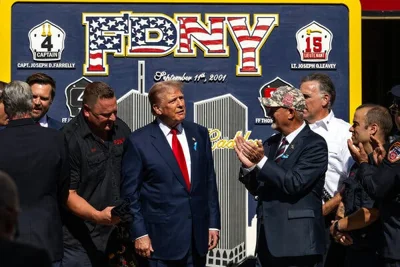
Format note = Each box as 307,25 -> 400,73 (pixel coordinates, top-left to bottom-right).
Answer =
334,220 -> 341,232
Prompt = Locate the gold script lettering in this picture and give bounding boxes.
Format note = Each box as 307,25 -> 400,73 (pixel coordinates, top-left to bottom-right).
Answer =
208,129 -> 261,151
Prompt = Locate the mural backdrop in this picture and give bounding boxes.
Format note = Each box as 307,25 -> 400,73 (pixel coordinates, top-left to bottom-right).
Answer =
3,1 -> 361,266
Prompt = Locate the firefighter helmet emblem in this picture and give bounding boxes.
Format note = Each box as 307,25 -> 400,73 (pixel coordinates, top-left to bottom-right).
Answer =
65,77 -> 93,117
296,21 -> 333,62
259,77 -> 294,118
28,20 -> 66,62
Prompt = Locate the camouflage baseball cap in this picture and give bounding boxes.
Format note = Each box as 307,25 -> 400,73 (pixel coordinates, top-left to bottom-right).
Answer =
259,85 -> 306,111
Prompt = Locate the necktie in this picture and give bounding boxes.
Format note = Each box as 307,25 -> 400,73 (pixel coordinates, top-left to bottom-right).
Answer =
171,128 -> 191,190
275,137 -> 288,163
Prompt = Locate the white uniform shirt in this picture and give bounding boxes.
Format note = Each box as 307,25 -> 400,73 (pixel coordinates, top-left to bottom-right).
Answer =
308,111 -> 353,197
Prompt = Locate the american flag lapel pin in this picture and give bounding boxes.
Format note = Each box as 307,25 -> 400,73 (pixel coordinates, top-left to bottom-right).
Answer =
193,137 -> 197,151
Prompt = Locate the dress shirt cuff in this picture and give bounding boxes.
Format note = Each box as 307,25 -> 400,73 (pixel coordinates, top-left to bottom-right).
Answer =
240,156 -> 268,174
209,228 -> 220,232
257,156 -> 268,169
135,234 -> 148,241
241,165 -> 256,175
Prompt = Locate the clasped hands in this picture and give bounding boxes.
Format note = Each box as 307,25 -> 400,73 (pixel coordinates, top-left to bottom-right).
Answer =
347,135 -> 386,166
234,136 -> 264,168
329,220 -> 353,246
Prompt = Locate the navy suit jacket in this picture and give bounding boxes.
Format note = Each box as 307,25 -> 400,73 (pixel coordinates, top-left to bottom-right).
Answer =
47,116 -> 63,130
240,124 -> 328,258
121,120 -> 220,260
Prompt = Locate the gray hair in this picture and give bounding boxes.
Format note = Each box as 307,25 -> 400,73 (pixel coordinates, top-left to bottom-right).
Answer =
3,81 -> 33,118
300,73 -> 336,110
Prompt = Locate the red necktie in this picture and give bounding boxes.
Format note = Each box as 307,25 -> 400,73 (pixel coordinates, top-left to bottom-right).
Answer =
171,128 -> 191,190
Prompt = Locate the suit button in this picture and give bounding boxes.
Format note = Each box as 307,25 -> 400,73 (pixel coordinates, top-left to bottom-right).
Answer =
254,196 -> 259,200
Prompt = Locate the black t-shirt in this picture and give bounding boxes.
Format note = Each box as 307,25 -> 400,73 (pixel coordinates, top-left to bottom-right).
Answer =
62,112 -> 131,251
342,154 -> 379,250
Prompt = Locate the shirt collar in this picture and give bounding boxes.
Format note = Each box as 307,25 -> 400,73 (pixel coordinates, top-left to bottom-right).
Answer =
283,121 -> 306,144
38,115 -> 48,127
309,110 -> 335,131
157,118 -> 183,136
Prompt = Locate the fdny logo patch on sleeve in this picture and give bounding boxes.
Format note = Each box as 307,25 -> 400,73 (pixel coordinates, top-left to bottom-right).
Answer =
387,142 -> 400,163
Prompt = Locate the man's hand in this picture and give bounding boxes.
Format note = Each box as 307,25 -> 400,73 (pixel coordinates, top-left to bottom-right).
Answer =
234,136 -> 256,168
135,235 -> 154,258
241,140 -> 264,165
330,220 -> 353,246
208,230 -> 219,250
93,206 -> 120,225
371,135 -> 386,165
333,231 -> 353,246
347,139 -> 368,164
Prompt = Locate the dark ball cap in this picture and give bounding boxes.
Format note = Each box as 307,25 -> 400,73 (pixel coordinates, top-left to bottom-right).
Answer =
391,85 -> 400,98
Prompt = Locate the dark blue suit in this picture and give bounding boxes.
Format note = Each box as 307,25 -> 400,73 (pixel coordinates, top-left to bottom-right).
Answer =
47,116 -> 63,130
240,125 -> 327,266
121,120 -> 220,262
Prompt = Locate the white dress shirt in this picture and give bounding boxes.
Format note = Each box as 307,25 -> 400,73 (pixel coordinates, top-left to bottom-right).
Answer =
308,111 -> 353,197
37,115 -> 49,128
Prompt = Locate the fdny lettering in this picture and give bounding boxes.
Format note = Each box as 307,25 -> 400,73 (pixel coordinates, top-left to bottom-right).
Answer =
113,137 -> 125,145
82,12 -> 279,76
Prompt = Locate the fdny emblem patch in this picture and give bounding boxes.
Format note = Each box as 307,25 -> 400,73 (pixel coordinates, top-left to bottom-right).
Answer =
388,142 -> 400,163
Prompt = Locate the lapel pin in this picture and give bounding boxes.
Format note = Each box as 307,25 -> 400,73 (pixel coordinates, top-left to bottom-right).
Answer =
282,154 -> 289,159
290,144 -> 295,149
194,142 -> 198,151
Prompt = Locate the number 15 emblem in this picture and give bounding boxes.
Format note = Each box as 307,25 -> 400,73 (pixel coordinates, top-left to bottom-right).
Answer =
28,20 -> 66,62
295,21 -> 333,62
